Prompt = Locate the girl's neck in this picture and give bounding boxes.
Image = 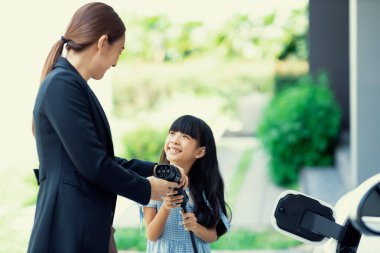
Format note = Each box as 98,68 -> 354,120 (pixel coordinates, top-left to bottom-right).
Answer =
170,162 -> 192,175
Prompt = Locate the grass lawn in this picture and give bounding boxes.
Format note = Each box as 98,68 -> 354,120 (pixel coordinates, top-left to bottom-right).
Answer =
114,227 -> 302,251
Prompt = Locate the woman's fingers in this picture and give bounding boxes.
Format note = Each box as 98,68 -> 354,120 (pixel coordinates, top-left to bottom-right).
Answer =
165,189 -> 177,196
166,180 -> 179,189
148,177 -> 180,200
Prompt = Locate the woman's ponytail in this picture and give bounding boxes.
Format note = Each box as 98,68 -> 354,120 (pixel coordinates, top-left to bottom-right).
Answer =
40,38 -> 66,82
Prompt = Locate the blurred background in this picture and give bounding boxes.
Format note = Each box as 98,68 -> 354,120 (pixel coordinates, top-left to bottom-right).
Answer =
2,0 -> 379,252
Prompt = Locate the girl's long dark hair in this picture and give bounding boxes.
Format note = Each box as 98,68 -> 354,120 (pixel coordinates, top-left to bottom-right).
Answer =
160,115 -> 232,237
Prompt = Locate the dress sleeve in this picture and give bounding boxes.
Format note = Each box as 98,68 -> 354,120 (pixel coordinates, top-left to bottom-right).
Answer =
144,199 -> 159,208
139,200 -> 159,225
219,206 -> 231,231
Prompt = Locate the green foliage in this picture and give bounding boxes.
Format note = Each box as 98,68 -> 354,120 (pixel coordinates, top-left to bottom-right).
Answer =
122,4 -> 308,62
115,227 -> 302,250
166,21 -> 204,61
277,33 -> 307,61
115,228 -> 147,251
122,127 -> 167,163
113,60 -> 274,118
257,73 -> 341,186
123,15 -> 172,61
277,8 -> 309,61
124,15 -> 207,62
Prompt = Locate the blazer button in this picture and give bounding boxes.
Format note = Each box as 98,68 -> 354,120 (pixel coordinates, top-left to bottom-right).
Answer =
111,211 -> 114,217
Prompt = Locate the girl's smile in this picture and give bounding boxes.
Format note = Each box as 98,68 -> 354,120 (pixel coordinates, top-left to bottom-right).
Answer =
167,146 -> 182,154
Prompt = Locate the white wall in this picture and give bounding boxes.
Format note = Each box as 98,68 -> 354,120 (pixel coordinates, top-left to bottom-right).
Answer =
350,0 -> 380,187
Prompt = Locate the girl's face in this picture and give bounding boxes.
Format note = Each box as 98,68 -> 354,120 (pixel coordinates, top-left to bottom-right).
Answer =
92,35 -> 125,80
164,130 -> 205,171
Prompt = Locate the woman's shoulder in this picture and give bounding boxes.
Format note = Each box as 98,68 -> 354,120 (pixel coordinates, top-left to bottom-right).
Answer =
42,69 -> 86,97
43,58 -> 85,85
45,67 -> 80,84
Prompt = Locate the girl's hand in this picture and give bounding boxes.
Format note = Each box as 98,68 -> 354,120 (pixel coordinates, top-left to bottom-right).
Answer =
163,189 -> 183,210
175,165 -> 189,189
181,211 -> 198,233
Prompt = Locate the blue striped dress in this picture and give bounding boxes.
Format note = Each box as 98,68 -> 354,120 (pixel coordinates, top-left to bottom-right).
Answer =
140,188 -> 230,253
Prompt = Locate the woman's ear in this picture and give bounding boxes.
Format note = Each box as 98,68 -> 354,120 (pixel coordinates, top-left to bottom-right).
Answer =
97,35 -> 109,54
195,147 -> 206,159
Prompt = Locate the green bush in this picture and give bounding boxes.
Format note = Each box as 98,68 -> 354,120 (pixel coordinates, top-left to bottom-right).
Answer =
122,127 -> 167,163
257,73 -> 341,186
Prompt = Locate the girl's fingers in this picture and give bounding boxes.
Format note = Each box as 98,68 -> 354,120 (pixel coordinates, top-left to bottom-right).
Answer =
176,166 -> 189,188
166,195 -> 184,202
182,213 -> 197,232
168,199 -> 183,206
179,177 -> 185,187
164,195 -> 184,208
179,176 -> 188,188
181,212 -> 196,221
183,217 -> 197,230
165,201 -> 182,209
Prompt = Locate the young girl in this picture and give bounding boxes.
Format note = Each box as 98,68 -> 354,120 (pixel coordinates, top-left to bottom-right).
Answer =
142,115 -> 231,253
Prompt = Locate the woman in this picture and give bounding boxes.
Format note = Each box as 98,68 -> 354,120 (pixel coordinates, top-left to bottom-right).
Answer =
28,3 -> 185,253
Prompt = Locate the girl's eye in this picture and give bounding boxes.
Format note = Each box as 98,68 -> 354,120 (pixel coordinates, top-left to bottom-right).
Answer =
182,135 -> 190,139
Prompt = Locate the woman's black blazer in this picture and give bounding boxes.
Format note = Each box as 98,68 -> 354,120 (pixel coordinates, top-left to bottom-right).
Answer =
27,57 -> 154,253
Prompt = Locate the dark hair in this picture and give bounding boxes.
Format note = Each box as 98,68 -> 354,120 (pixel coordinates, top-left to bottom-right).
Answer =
40,2 -> 126,81
32,2 -> 125,136
160,115 -> 232,237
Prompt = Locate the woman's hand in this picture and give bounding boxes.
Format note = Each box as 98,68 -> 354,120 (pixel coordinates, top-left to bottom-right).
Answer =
147,176 -> 178,201
181,211 -> 198,233
163,189 -> 184,210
